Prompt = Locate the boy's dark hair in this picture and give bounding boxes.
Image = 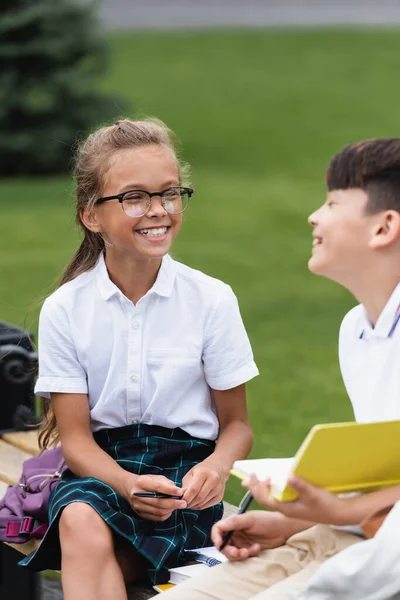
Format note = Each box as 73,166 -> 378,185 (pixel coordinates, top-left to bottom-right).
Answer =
326,139 -> 400,214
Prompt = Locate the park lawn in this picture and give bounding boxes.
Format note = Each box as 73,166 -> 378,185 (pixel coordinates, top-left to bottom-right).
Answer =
2,27 -> 400,503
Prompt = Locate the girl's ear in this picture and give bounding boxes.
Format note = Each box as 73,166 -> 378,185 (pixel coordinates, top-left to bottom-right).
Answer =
80,207 -> 102,233
370,211 -> 400,249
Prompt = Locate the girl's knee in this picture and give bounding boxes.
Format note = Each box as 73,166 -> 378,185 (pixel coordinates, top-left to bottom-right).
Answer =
59,502 -> 113,556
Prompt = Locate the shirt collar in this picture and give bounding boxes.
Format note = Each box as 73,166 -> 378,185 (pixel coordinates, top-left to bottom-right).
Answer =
359,282 -> 400,340
95,252 -> 175,301
151,254 -> 175,298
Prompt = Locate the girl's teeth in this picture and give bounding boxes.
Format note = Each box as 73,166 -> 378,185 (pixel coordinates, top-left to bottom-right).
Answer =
137,227 -> 167,237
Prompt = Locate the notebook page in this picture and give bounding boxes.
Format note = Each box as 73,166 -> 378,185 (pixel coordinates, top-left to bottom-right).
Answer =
169,564 -> 208,584
232,457 -> 295,492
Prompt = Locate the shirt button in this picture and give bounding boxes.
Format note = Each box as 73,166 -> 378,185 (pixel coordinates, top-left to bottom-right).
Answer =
130,375 -> 138,383
131,419 -> 139,424
132,321 -> 140,329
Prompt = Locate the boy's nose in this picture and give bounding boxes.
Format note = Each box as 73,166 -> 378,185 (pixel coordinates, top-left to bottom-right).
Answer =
308,211 -> 318,226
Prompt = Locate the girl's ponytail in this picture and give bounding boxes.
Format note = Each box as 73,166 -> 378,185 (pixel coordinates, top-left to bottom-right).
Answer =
60,230 -> 105,286
38,400 -> 59,451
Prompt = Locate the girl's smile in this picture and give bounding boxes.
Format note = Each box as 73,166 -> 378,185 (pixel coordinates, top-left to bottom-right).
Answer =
134,225 -> 170,243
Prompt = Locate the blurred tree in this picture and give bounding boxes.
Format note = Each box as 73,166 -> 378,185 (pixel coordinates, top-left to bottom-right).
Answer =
0,0 -> 121,175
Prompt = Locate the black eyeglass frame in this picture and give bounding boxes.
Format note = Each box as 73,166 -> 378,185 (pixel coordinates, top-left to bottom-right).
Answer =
95,186 -> 194,216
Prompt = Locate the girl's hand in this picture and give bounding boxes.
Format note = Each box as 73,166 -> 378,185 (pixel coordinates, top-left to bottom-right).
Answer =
123,473 -> 187,521
211,511 -> 290,561
244,474 -> 344,524
182,458 -> 229,509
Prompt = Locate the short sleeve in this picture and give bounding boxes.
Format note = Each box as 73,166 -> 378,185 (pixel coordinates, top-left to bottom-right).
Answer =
34,297 -> 88,399
202,286 -> 259,390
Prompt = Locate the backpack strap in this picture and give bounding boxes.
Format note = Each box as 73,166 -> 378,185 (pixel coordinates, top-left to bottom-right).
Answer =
5,519 -> 24,538
5,516 -> 44,539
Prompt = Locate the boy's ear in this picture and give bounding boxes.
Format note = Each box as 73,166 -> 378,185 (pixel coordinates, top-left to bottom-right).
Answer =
369,211 -> 400,249
80,207 -> 102,233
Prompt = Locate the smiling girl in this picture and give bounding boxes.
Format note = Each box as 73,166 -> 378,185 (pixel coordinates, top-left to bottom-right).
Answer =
20,119 -> 258,600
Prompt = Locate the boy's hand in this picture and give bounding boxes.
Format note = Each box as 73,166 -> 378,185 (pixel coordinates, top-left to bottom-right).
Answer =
182,458 -> 228,509
244,474 -> 344,524
124,473 -> 187,521
211,511 -> 289,561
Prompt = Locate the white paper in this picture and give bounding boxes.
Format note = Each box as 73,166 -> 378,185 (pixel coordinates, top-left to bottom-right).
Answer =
232,457 -> 295,493
169,563 -> 208,584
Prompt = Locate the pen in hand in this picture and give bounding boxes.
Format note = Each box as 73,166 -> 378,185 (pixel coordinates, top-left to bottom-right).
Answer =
219,489 -> 253,551
133,492 -> 183,499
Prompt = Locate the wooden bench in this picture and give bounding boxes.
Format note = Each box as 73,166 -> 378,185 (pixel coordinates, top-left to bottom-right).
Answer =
0,430 -> 237,599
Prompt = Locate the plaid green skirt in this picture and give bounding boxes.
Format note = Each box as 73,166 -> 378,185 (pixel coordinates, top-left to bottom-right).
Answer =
19,424 -> 223,584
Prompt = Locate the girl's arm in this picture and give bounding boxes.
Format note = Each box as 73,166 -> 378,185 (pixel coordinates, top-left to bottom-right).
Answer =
208,383 -> 253,472
182,383 -> 253,509
52,392 -> 186,520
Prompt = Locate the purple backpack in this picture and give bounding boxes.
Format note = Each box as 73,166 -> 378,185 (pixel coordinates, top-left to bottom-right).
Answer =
0,446 -> 66,543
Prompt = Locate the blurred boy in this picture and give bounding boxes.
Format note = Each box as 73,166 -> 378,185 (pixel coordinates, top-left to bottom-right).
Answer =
161,139 -> 400,599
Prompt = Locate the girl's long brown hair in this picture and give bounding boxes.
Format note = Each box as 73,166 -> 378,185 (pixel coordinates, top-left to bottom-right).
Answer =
38,118 -> 190,451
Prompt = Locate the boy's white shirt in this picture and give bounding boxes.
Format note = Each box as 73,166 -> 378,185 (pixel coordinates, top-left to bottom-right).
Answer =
294,502 -> 400,600
295,284 -> 400,600
34,253 -> 258,438
339,282 -> 400,423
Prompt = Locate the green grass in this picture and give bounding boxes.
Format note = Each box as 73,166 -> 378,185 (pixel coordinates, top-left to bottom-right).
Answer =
2,27 -> 400,504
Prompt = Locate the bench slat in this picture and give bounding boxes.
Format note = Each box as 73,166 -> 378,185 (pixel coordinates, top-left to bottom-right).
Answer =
6,539 -> 40,556
0,479 -> 8,496
0,440 -> 32,485
127,586 -> 156,599
2,430 -> 40,456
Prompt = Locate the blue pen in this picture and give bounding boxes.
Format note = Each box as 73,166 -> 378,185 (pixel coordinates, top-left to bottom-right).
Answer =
219,490 -> 253,550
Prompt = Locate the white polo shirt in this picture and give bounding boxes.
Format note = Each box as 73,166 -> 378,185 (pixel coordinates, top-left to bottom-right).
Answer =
339,283 -> 400,422
34,253 -> 259,439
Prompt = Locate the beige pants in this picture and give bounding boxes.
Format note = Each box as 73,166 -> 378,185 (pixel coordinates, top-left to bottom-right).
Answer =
159,525 -> 361,600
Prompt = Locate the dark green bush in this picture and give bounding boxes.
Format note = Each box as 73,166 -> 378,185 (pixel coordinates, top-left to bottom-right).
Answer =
0,0 -> 120,175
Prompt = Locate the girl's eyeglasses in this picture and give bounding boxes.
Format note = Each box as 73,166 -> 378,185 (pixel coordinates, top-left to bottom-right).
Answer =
95,186 -> 194,218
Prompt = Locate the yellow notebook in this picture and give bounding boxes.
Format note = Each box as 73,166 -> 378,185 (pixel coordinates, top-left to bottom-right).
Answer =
152,583 -> 176,593
231,420 -> 400,501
